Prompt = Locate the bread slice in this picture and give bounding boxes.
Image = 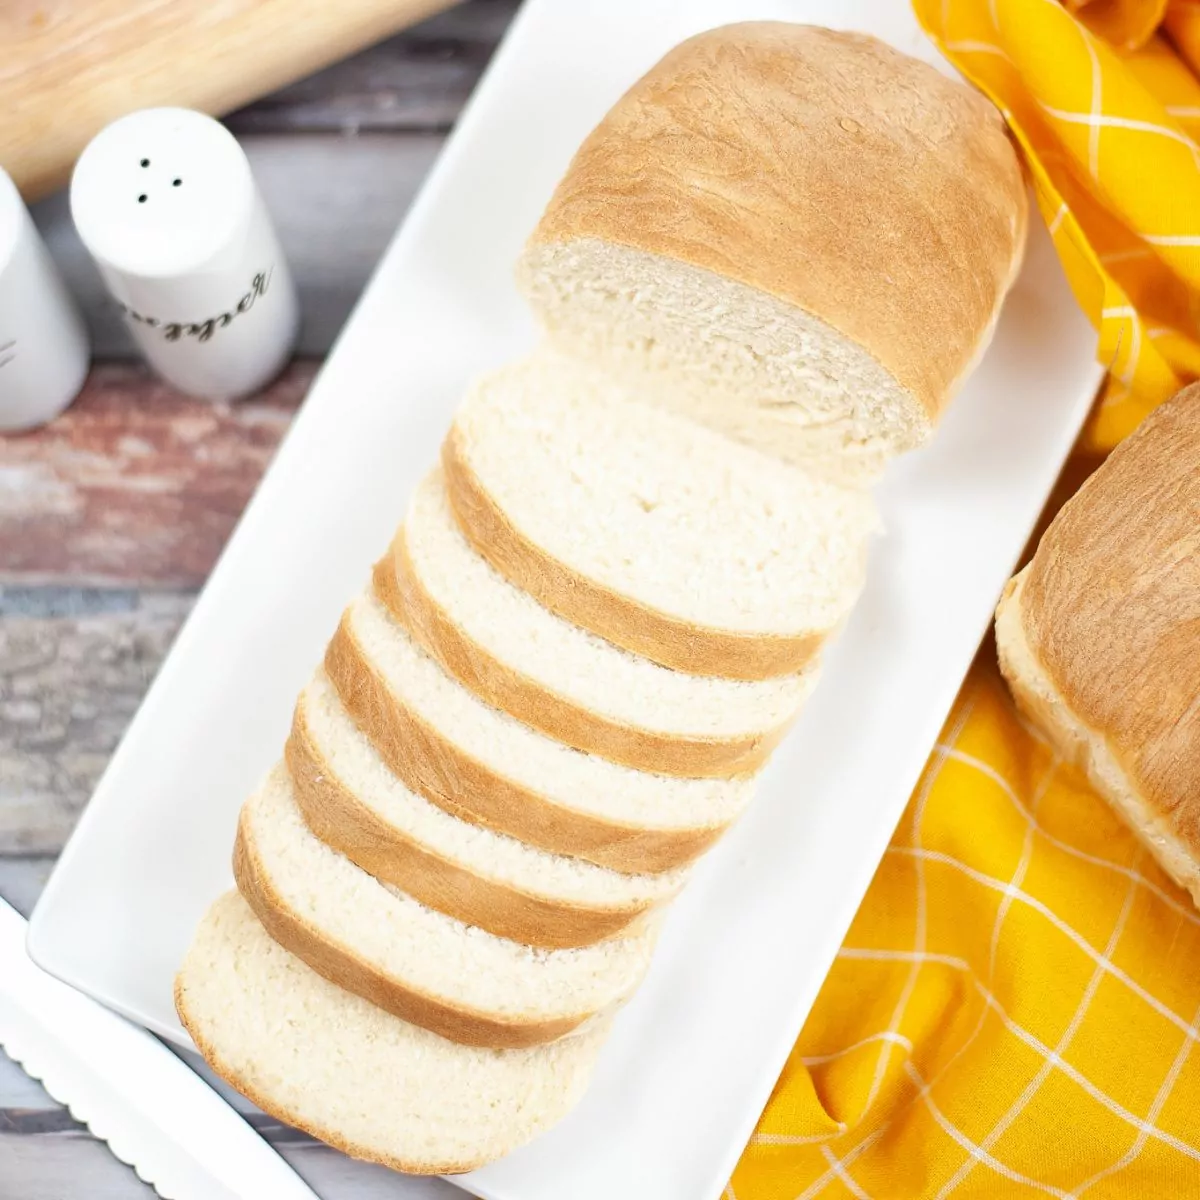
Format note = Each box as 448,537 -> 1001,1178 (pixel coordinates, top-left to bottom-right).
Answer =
994,383 -> 1200,908
176,892 -> 608,1174
287,670 -> 687,949
517,23 -> 1027,479
442,352 -> 876,681
234,764 -> 657,1048
381,470 -> 816,777
326,589 -> 755,874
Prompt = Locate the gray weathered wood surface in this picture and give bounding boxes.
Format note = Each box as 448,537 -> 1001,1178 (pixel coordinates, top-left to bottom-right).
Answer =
1,3 -> 516,1196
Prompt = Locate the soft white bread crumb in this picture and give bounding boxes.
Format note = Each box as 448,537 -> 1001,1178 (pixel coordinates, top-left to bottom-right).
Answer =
389,469 -> 815,774
443,350 -> 877,679
234,763 -> 657,1047
328,589 -> 755,873
290,671 -> 686,947
176,892 -> 608,1175
519,241 -> 912,482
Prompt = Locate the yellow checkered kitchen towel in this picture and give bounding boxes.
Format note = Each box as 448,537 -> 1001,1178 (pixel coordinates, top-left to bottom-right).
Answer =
727,3 -> 1200,1196
729,655 -> 1200,1198
921,0 -> 1200,452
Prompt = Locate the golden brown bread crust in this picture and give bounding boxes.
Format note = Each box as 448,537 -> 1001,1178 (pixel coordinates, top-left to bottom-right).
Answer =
997,571 -> 1200,905
232,802 -> 591,1049
324,606 -> 729,874
441,426 -> 823,681
377,538 -> 791,776
286,695 -> 666,949
527,22 -> 1027,424
1008,382 -> 1200,884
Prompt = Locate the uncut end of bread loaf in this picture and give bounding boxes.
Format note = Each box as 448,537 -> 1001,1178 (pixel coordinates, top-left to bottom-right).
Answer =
176,892 -> 607,1174
327,589 -> 756,873
443,350 -> 877,681
384,469 -> 816,777
288,670 -> 687,949
517,23 -> 1026,474
996,570 -> 1200,905
234,763 -> 658,1048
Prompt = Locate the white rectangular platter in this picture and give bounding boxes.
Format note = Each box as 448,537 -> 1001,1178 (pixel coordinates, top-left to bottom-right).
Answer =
27,2 -> 1103,1198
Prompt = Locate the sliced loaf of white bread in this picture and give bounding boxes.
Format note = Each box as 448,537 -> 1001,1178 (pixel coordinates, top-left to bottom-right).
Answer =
326,588 -> 755,874
234,763 -> 657,1048
442,351 -> 877,681
288,670 -> 687,949
516,24 -> 1027,480
176,892 -> 609,1174
380,469 -> 816,776
177,22 -> 1013,1179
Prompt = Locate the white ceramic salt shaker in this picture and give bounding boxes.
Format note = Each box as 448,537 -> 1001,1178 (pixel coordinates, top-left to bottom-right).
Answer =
0,168 -> 90,432
70,108 -> 299,401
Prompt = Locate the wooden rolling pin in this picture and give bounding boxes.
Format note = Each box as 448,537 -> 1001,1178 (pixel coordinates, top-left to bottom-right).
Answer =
0,0 -> 457,200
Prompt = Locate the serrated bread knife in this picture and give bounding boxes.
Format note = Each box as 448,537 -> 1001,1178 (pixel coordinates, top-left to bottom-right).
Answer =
0,896 -> 320,1200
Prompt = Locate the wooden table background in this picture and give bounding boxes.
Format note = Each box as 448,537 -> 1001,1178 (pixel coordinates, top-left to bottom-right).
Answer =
0,3 -> 517,1195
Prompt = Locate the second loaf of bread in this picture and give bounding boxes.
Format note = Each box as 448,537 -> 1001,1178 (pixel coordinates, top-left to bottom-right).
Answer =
996,383 -> 1200,906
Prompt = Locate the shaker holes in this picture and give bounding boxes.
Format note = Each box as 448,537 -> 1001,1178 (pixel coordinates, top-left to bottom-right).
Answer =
133,159 -> 181,200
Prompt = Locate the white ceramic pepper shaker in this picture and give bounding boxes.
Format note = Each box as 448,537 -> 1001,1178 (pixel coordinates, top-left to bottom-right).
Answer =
0,167 -> 90,432
70,108 -> 299,401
